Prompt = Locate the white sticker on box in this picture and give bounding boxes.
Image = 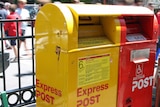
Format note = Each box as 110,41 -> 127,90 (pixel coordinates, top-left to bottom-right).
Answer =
130,48 -> 150,62
126,33 -> 147,42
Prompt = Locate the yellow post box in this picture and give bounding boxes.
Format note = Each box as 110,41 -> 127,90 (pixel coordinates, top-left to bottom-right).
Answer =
35,3 -> 125,107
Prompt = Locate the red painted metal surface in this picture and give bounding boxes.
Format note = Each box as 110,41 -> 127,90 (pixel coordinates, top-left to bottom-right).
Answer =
117,15 -> 158,107
118,42 -> 156,107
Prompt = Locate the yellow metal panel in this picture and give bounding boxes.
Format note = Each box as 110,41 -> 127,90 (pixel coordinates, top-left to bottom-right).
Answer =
101,17 -> 121,44
66,4 -> 154,16
35,3 -> 121,107
67,47 -> 119,107
78,25 -> 104,37
79,16 -> 100,25
78,36 -> 113,48
35,3 -> 77,51
35,3 -> 74,107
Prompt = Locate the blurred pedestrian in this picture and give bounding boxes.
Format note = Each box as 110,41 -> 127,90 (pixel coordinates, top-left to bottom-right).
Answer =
114,0 -> 134,5
16,0 -> 30,52
4,4 -> 21,62
147,2 -> 154,11
114,0 -> 126,5
37,0 -> 51,4
4,2 -> 11,15
4,2 -> 12,49
38,0 -> 51,11
0,2 -> 7,19
0,2 -> 11,49
134,0 -> 143,6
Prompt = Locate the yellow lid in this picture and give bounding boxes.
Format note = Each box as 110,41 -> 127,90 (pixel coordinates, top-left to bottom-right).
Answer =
66,4 -> 154,16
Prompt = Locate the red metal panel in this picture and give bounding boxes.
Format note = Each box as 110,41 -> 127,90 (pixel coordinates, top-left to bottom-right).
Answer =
118,42 -> 156,107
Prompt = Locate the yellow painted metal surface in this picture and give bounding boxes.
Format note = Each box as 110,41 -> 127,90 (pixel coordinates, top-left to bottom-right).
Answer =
66,4 -> 154,16
35,3 -> 122,107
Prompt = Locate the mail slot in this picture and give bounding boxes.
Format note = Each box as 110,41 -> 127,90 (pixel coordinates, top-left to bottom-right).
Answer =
35,3 -> 125,107
117,10 -> 158,107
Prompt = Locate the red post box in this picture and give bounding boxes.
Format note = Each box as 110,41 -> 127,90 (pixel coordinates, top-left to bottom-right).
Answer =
117,11 -> 159,107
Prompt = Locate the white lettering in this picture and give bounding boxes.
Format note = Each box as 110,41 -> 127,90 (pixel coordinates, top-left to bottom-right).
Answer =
138,79 -> 143,90
132,76 -> 153,92
143,77 -> 149,88
132,81 -> 137,92
149,76 -> 153,86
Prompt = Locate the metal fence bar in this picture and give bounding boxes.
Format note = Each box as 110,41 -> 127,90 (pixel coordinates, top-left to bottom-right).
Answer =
30,21 -> 35,101
15,18 -> 22,105
0,35 -> 34,40
0,20 -> 6,91
0,19 -> 36,106
6,85 -> 35,107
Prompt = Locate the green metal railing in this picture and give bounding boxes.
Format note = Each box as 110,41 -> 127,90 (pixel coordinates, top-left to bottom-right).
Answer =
0,91 -> 8,107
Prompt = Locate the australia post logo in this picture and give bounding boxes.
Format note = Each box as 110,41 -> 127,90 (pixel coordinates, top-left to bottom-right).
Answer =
132,63 -> 153,92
